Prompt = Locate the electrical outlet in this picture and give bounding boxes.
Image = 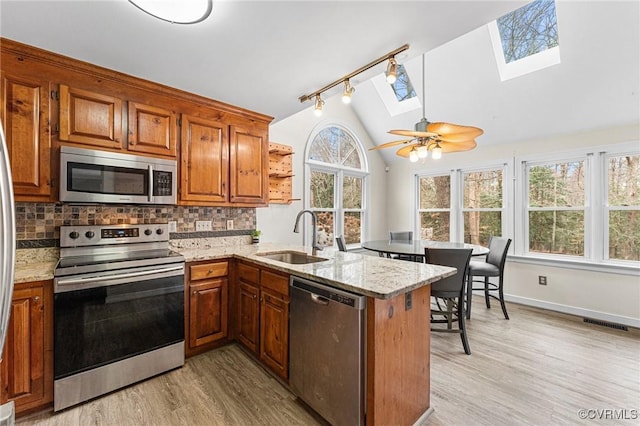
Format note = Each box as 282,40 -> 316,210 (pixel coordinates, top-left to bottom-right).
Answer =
196,220 -> 212,231
168,221 -> 177,233
538,275 -> 547,285
226,220 -> 234,230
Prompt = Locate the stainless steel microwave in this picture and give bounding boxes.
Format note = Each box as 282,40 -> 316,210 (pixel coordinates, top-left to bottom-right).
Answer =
60,146 -> 177,205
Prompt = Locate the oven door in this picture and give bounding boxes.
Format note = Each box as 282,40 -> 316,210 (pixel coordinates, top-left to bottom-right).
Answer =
53,264 -> 184,380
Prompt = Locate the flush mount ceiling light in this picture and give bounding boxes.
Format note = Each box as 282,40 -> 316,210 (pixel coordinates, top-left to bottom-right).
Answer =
129,0 -> 213,24
299,44 -> 409,114
369,53 -> 483,162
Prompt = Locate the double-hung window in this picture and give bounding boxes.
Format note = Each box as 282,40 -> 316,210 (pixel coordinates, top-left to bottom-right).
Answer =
462,167 -> 507,246
306,126 -> 368,248
417,174 -> 451,241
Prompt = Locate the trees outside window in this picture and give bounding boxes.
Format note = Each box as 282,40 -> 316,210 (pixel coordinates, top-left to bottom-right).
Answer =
307,126 -> 367,248
418,175 -> 451,241
527,160 -> 585,256
606,154 -> 640,261
463,169 -> 504,246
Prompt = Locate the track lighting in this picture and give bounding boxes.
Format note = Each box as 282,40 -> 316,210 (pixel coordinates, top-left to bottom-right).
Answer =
341,80 -> 355,104
314,95 -> 324,117
417,144 -> 429,159
386,58 -> 398,84
432,142 -> 442,160
409,147 -> 419,162
299,44 -> 409,115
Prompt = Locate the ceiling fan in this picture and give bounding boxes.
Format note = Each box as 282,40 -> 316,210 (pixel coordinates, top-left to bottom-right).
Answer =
369,54 -> 483,161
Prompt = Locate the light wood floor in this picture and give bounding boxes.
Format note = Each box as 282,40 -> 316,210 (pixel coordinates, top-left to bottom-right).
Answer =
18,299 -> 640,426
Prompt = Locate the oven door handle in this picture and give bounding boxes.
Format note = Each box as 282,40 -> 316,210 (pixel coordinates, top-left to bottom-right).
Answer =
55,265 -> 184,288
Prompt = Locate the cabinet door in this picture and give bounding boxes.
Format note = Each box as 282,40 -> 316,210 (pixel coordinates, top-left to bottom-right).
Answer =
0,285 -> 46,411
237,281 -> 259,354
59,84 -> 123,149
180,114 -> 228,203
189,278 -> 228,349
127,101 -> 177,158
260,288 -> 289,380
0,72 -> 52,200
229,124 -> 268,205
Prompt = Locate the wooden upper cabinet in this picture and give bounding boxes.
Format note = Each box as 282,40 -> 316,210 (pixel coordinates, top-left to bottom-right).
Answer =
127,101 -> 177,158
0,72 -> 53,200
180,114 -> 228,203
229,124 -> 268,205
59,84 -> 123,149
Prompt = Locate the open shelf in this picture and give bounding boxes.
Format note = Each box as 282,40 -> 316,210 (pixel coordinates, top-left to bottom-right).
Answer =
269,142 -> 295,204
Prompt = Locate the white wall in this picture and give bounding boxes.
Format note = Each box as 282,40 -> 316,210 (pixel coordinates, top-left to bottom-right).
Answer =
385,123 -> 640,326
257,96 -> 389,246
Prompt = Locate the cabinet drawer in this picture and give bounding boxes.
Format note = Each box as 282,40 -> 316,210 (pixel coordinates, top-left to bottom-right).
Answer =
261,270 -> 289,297
238,263 -> 259,284
190,261 -> 228,281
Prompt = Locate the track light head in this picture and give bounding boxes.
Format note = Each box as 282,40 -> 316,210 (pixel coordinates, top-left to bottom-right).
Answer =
386,58 -> 398,84
341,80 -> 355,104
314,94 -> 324,117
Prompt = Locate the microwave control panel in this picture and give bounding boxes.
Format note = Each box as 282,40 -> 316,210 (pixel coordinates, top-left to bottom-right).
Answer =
153,170 -> 173,196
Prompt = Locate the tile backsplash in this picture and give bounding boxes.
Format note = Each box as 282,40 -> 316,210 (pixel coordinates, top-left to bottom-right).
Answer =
15,203 -> 255,246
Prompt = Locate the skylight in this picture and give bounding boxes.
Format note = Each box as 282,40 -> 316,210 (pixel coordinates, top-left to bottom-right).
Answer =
390,64 -> 417,102
489,0 -> 561,81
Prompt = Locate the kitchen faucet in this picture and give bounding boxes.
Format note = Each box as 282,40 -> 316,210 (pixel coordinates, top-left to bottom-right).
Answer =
293,209 -> 323,255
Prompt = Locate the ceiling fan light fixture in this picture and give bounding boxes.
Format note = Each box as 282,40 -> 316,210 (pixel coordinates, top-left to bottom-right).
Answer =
341,80 -> 355,104
417,144 -> 429,159
432,143 -> 443,160
128,0 -> 213,24
314,94 -> 324,117
386,58 -> 398,84
409,147 -> 419,163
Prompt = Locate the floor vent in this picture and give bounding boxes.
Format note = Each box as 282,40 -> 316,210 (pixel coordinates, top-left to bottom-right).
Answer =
583,317 -> 628,331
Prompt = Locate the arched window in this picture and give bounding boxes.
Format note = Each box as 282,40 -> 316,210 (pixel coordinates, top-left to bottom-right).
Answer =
305,125 -> 368,249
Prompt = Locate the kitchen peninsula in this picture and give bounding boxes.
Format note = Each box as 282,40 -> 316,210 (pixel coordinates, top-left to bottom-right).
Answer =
13,242 -> 454,425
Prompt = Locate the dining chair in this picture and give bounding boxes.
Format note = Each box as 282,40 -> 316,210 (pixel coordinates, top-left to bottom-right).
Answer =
466,236 -> 512,320
389,231 -> 416,261
425,247 -> 473,355
335,236 -> 347,252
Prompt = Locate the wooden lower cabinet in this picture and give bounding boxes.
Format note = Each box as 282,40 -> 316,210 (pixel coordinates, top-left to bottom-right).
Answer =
235,261 -> 289,381
186,261 -> 229,356
0,280 -> 53,415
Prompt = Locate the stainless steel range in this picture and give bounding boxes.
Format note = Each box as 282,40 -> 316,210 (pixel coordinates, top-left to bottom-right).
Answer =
53,223 -> 185,411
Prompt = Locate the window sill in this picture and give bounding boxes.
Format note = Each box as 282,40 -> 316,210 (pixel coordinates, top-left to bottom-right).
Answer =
507,255 -> 640,276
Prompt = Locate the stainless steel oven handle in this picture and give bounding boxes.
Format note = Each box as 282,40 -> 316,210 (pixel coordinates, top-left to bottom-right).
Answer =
56,265 -> 184,287
148,164 -> 153,203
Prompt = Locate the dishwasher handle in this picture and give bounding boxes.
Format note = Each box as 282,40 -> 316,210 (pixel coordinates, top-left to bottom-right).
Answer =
310,293 -> 330,305
290,276 -> 365,310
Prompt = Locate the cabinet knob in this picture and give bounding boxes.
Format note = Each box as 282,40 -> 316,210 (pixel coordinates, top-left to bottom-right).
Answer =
253,295 -> 257,299
208,269 -> 213,274
33,296 -> 40,302
193,290 -> 197,295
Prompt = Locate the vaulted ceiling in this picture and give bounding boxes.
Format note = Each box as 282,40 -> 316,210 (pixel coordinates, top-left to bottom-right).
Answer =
1,1 -> 638,164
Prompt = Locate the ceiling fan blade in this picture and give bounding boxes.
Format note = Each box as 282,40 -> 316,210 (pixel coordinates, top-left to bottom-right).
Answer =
426,122 -> 483,138
388,129 -> 438,138
428,139 -> 477,153
369,139 -> 414,151
436,132 -> 482,143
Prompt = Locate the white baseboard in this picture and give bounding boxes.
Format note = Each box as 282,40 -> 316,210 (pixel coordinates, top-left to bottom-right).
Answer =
503,294 -> 640,329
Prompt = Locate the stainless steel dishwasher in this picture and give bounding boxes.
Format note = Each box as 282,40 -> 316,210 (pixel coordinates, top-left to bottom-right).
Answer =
289,276 -> 366,426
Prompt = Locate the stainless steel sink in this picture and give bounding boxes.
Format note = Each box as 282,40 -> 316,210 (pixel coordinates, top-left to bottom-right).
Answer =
256,251 -> 328,264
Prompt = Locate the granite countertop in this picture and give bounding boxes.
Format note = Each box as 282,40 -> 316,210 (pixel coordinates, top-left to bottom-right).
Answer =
177,242 -> 456,299
13,242 -> 456,299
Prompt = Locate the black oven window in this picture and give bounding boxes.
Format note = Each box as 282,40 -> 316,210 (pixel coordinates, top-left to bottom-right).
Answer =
68,162 -> 148,196
54,275 -> 184,379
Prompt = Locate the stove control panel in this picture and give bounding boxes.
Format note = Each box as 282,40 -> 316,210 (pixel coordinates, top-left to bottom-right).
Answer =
60,224 -> 169,247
